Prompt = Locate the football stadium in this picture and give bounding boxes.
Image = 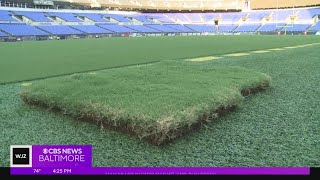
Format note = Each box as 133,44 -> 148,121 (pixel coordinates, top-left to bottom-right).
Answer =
1,0 -> 320,173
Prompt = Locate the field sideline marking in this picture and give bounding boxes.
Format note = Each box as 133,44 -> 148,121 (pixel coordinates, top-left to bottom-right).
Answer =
251,50 -> 270,54
21,83 -> 32,86
188,56 -> 222,62
268,48 -> 285,51
224,53 -> 250,57
284,46 -> 300,49
188,42 -> 320,63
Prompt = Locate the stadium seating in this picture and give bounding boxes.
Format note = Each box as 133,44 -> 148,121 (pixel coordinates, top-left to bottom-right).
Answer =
0,23 -> 48,36
37,25 -> 84,35
76,13 -> 109,22
297,8 -> 320,20
234,24 -> 261,32
184,14 -> 204,23
284,24 -> 312,32
220,13 -> 246,23
124,25 -> 161,33
0,31 -> 8,37
202,13 -> 220,22
257,23 -> 285,32
97,24 -> 137,33
166,13 -> 190,23
145,24 -> 181,33
217,24 -> 238,32
308,21 -> 320,31
184,24 -> 216,33
46,12 -> 83,22
144,14 -> 175,23
272,10 -> 297,21
298,8 -> 320,20
102,14 -> 131,23
13,11 -> 53,22
247,12 -> 271,22
164,24 -> 195,33
128,15 -> 154,23
0,10 -> 19,22
0,6 -> 319,36
70,25 -> 112,34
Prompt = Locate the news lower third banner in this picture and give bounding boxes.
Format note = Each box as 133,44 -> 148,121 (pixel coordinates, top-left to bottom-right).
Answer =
10,145 -> 310,175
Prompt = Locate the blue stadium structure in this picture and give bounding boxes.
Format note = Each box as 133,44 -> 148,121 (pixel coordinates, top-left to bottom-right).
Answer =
247,12 -> 271,22
184,24 -> 216,33
164,24 -> 195,33
70,25 -> 112,34
234,24 -> 261,32
0,23 -> 48,36
97,24 -> 137,33
0,31 -> 8,37
0,6 -> 319,39
46,12 -> 83,22
218,24 -> 238,32
76,13 -> 109,23
13,11 -> 53,22
124,25 -> 161,33
257,23 -> 286,32
37,25 -> 84,35
145,24 -> 182,33
285,24 -> 312,32
0,10 -> 18,21
308,21 -> 320,31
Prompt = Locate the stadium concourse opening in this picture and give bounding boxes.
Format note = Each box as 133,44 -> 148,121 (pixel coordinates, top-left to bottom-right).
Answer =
1,0 -> 320,170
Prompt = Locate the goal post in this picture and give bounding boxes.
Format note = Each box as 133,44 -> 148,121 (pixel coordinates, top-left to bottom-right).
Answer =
274,0 -> 297,35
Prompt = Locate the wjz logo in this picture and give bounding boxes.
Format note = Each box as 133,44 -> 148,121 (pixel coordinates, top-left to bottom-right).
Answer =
10,145 -> 32,167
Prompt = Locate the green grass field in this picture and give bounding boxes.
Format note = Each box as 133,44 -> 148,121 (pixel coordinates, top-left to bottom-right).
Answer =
1,35 -> 320,166
0,35 -> 319,84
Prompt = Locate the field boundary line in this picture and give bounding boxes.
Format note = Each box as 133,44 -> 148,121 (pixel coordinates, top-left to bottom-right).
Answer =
186,42 -> 320,62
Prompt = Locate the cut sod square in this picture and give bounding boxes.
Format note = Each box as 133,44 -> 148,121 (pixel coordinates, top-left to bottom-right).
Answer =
21,61 -> 271,145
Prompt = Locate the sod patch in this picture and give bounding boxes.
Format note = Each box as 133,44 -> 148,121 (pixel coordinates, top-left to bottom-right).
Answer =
21,61 -> 271,145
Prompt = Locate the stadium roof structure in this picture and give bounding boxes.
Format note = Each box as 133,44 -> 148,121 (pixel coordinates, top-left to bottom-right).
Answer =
251,0 -> 320,10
